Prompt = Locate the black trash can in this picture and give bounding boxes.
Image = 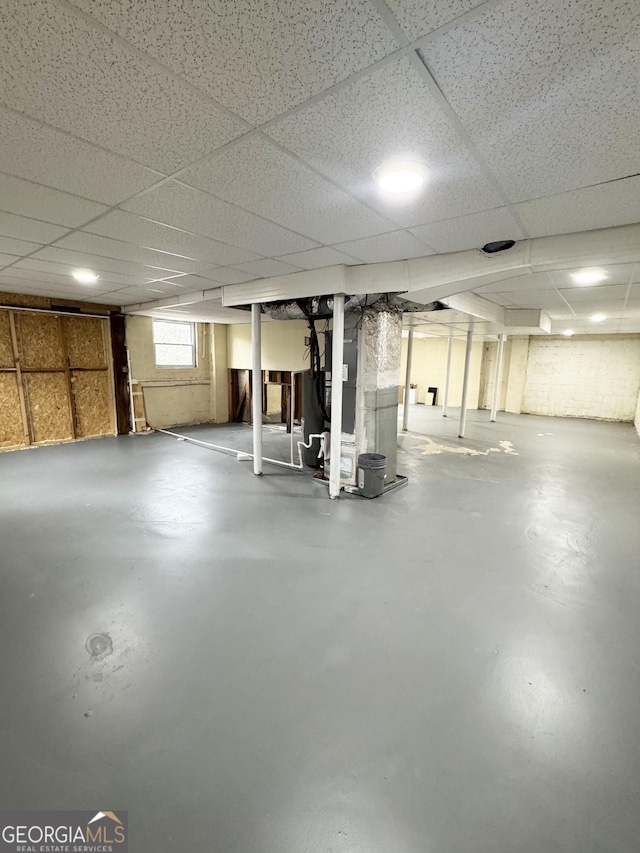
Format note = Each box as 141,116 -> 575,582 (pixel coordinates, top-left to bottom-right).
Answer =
357,453 -> 387,498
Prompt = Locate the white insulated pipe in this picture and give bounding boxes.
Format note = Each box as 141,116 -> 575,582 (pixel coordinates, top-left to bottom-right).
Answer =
490,334 -> 506,423
329,294 -> 345,500
458,329 -> 474,439
251,303 -> 263,476
442,330 -> 453,418
402,327 -> 414,432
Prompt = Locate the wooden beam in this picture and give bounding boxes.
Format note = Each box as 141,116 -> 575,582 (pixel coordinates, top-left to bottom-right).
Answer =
8,311 -> 30,446
102,318 -> 118,435
58,314 -> 76,440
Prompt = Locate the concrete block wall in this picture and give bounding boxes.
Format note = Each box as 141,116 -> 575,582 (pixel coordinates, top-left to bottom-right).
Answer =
400,336 -> 484,409
522,335 -> 640,421
126,316 -> 229,429
226,319 -> 309,370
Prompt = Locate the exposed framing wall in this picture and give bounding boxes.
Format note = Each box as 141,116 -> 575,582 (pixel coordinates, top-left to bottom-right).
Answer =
0,292 -> 120,451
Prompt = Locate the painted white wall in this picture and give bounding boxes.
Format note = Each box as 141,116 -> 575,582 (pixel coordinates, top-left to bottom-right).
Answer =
126,316 -> 229,428
227,319 -> 309,371
634,386 -> 640,437
400,336 -> 484,409
522,335 -> 640,421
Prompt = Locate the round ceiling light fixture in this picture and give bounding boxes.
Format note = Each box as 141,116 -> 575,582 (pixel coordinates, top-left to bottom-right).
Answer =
570,268 -> 608,286
72,269 -> 99,284
374,161 -> 428,193
563,329 -> 575,337
590,313 -> 606,323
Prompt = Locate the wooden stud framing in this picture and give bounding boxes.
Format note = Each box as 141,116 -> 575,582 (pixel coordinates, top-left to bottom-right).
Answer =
8,311 -> 31,446
57,314 -> 77,440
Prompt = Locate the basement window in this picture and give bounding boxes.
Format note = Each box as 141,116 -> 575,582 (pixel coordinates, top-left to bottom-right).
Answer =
153,320 -> 196,367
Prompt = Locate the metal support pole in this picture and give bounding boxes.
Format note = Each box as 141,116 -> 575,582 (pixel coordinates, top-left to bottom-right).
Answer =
442,330 -> 453,417
329,294 -> 345,499
251,303 -> 263,475
290,373 -> 295,463
490,334 -> 506,423
458,329 -> 474,439
402,327 -> 414,431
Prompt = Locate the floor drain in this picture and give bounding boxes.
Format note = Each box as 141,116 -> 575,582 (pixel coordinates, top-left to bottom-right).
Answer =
85,633 -> 113,659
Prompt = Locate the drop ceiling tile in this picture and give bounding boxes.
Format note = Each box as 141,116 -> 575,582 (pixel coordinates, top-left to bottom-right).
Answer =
515,177 -> 640,238
123,181 -> 319,257
491,289 -> 568,311
551,265 -> 635,288
567,300 -> 628,317
21,251 -> 179,283
476,272 -> 557,294
0,268 -> 115,293
386,0 -> 487,41
558,284 -> 631,303
53,232 -> 207,274
0,235 -> 42,256
0,173 -> 106,228
422,0 -> 640,200
410,208 -> 522,253
0,279 -> 115,302
8,261 -> 144,289
195,268 -> 261,286
0,0 -> 246,174
333,230 -> 434,263
0,212 -> 68,244
180,136 -> 394,244
232,258 -> 302,279
84,211 -> 261,266
267,56 -> 501,227
613,318 -> 640,332
0,254 -> 21,268
0,107 -> 161,205
71,0 -> 397,124
275,246 -> 359,270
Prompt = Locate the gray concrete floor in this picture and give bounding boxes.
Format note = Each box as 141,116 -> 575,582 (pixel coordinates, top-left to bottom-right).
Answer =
1,407 -> 640,852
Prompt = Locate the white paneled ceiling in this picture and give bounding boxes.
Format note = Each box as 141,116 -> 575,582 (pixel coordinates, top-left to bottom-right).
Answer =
0,0 -> 638,325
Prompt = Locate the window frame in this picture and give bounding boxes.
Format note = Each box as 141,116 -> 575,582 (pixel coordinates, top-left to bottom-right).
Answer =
152,319 -> 197,369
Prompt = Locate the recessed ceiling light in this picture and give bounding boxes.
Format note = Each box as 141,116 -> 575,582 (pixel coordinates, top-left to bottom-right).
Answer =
374,161 -> 428,193
590,313 -> 606,323
570,268 -> 608,286
563,329 -> 575,336
72,269 -> 99,284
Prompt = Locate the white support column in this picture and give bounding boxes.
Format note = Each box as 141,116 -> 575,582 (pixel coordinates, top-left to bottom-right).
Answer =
402,327 -> 414,432
490,334 -> 506,423
329,294 -> 345,500
289,372 -> 296,463
442,330 -> 453,418
251,303 -> 263,475
458,329 -> 474,439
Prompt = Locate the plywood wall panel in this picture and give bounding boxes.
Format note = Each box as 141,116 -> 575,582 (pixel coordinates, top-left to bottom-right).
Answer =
17,313 -> 65,369
0,373 -> 24,448
0,311 -> 14,367
72,370 -> 112,437
25,373 -> 73,442
63,317 -> 107,369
